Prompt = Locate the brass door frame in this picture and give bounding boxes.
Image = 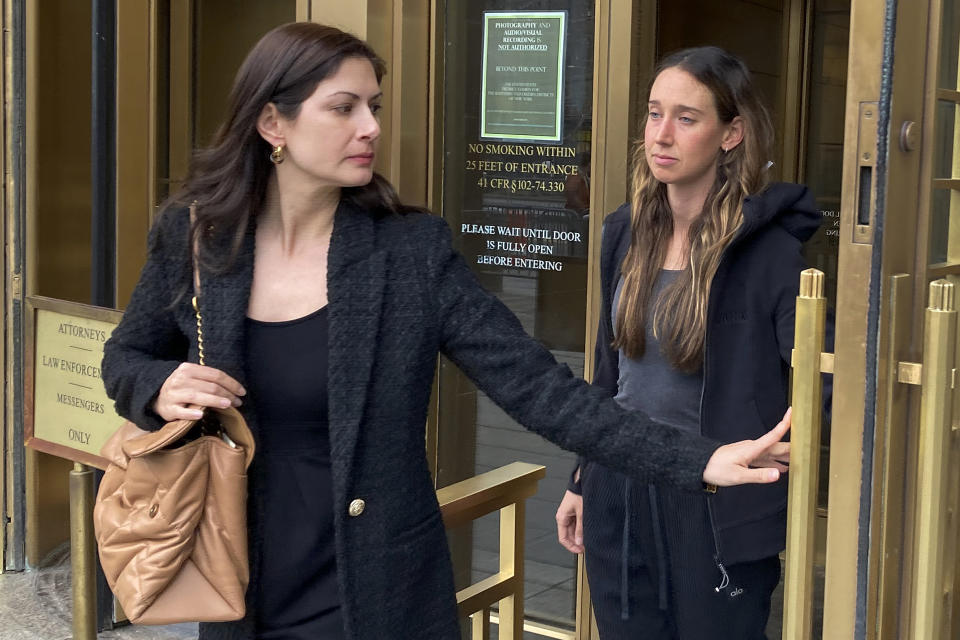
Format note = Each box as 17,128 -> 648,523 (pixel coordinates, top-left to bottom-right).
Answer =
821,0 -> 941,637
116,0 -> 159,308
581,1 -> 653,635
820,0 -> 885,634
1,0 -> 9,569
586,0 -> 653,374
297,0 -> 376,42
426,0 -> 444,480
2,0 -> 27,572
168,0 -> 193,198
869,0 -> 933,635
781,0 -> 812,182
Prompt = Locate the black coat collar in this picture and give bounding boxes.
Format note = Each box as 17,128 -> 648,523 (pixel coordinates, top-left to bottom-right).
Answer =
327,202 -> 386,487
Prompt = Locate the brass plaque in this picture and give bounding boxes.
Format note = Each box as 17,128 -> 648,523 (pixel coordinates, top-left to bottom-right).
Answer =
25,296 -> 124,469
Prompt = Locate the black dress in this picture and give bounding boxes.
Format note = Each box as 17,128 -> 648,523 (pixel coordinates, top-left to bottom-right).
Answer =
243,306 -> 343,639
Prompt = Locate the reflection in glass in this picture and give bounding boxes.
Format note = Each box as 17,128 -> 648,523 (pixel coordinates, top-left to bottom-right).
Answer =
801,1 -> 848,310
930,188 -> 951,265
939,0 -> 960,90
934,100 -> 960,180
801,3 -> 848,553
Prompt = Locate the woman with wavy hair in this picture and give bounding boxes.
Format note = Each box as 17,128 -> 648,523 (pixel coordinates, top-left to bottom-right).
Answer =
557,47 -> 819,639
103,25 -> 792,639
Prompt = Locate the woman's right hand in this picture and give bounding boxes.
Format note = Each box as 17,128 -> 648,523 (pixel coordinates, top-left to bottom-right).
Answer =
152,362 -> 246,422
556,490 -> 584,554
702,407 -> 792,487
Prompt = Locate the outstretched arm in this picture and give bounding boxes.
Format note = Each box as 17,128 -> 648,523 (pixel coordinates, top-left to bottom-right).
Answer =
428,217 -> 787,491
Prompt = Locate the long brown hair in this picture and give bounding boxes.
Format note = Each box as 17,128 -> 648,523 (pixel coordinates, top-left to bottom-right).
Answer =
613,46 -> 774,371
170,22 -> 406,271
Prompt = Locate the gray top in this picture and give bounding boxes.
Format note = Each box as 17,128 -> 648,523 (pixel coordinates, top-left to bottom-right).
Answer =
612,271 -> 704,435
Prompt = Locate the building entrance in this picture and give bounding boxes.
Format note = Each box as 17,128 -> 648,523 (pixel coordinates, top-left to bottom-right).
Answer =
8,0 -> 959,638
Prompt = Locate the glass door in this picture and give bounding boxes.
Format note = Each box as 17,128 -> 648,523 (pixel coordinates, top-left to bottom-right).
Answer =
438,1 -> 596,635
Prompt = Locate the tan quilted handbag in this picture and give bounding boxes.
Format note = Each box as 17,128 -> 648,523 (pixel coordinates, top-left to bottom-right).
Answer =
94,204 -> 255,624
94,408 -> 255,624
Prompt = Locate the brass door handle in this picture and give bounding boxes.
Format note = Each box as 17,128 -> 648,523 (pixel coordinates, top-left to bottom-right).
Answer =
784,269 -> 829,640
910,279 -> 958,639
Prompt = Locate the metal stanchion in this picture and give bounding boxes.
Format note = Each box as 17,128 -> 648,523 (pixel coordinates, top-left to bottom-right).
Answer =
70,462 -> 98,640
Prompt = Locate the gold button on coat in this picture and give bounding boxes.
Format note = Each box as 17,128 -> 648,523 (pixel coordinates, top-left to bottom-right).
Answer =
348,499 -> 366,517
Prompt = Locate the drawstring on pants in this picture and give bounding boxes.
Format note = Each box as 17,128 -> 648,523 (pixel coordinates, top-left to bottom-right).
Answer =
620,479 -> 631,621
619,482 -> 672,622
648,485 -> 669,611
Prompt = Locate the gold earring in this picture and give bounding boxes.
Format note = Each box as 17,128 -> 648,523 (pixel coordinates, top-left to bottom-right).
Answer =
270,145 -> 285,164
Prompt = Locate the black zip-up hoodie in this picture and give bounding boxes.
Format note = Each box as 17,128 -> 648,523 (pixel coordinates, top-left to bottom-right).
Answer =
572,182 -> 827,565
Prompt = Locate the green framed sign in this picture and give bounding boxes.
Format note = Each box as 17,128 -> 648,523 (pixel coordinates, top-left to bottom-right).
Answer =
480,11 -> 567,142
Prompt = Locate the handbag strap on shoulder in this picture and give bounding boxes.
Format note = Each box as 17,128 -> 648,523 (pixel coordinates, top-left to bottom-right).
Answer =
188,203 -> 206,366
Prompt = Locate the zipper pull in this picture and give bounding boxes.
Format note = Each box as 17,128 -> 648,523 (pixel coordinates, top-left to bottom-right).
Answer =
714,561 -> 730,593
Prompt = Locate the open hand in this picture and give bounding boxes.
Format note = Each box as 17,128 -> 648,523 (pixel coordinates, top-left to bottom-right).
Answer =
702,407 -> 792,487
153,362 -> 246,422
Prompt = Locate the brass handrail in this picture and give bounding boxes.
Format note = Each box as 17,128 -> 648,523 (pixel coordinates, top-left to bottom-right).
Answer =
909,279 -> 957,639
437,461 -> 546,640
784,268 -> 828,640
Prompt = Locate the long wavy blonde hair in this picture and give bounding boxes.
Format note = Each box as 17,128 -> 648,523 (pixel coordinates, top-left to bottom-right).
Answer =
613,47 -> 774,372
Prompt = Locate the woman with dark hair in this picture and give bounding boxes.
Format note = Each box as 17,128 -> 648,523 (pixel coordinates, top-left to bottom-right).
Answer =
556,47 -> 818,639
103,26 -> 791,640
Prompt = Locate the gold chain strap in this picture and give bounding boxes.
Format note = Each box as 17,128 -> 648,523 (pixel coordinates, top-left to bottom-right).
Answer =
192,295 -> 205,366
189,202 -> 205,367
188,205 -> 237,447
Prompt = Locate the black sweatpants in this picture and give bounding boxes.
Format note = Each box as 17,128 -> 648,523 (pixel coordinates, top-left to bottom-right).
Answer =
581,463 -> 781,640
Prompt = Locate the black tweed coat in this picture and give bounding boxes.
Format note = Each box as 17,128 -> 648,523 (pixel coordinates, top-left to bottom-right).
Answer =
101,202 -> 719,640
